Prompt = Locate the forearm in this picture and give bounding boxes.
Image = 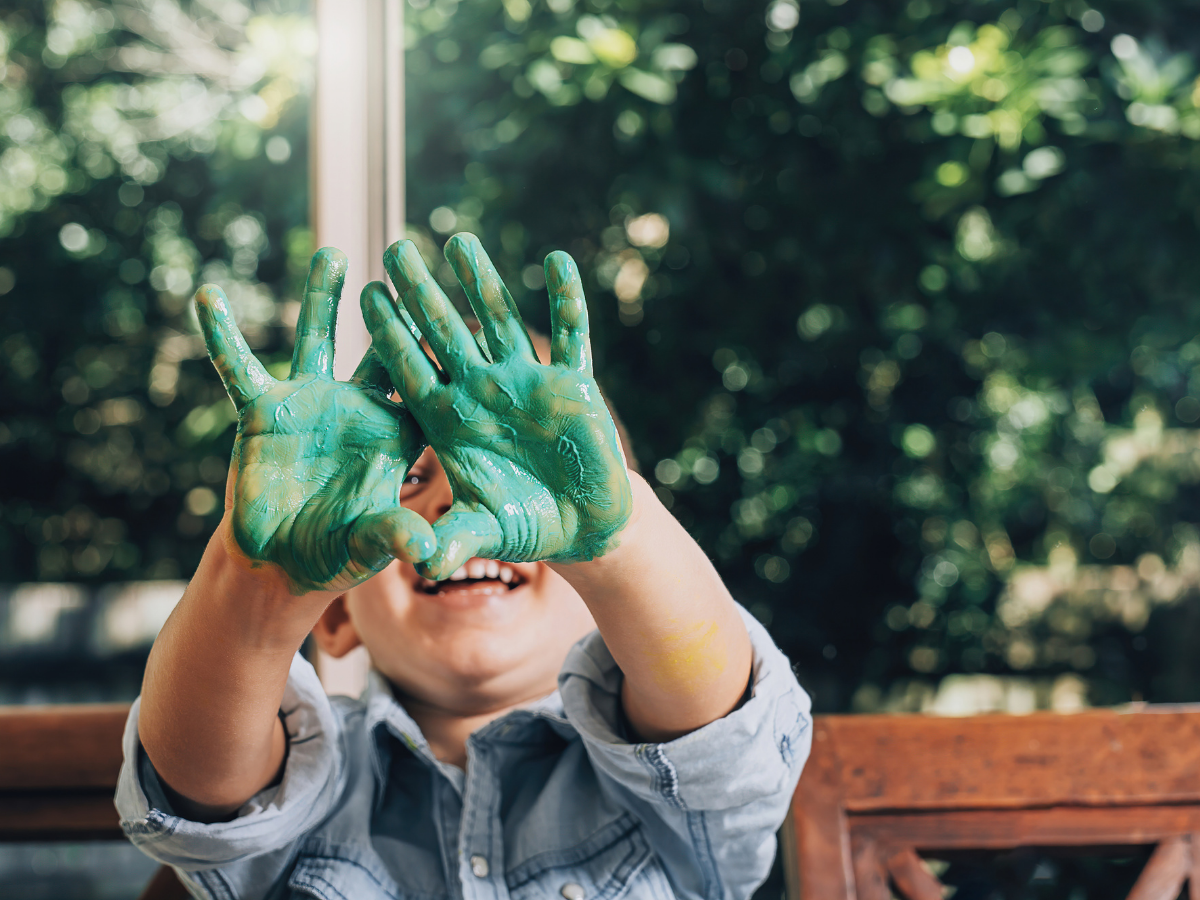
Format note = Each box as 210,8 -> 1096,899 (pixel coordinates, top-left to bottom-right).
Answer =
550,474 -> 753,742
138,516 -> 335,819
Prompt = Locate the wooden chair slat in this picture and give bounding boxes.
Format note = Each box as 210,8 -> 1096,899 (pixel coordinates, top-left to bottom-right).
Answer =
1126,836 -> 1190,900
884,848 -> 944,900
0,703 -> 183,898
0,704 -> 129,790
0,704 -> 129,844
819,707 -> 1200,813
789,723 -> 856,897
851,805 -> 1200,850
1190,835 -> 1200,900
849,836 -> 890,900
13,701 -> 1200,900
789,705 -> 1200,900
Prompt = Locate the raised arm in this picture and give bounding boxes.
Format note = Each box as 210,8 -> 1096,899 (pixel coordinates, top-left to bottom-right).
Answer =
363,235 -> 751,741
548,473 -> 753,742
138,249 -> 434,819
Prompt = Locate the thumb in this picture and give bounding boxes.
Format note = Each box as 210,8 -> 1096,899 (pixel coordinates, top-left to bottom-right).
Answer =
348,508 -> 437,573
415,506 -> 504,581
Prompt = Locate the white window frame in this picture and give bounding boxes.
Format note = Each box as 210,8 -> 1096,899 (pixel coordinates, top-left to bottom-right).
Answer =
312,0 -> 405,696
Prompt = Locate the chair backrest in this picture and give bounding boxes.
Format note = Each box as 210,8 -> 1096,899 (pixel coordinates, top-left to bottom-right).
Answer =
16,701 -> 1200,900
0,703 -> 128,842
0,703 -> 187,900
784,705 -> 1200,900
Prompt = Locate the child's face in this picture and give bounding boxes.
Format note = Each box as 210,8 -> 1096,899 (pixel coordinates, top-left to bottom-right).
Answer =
340,446 -> 598,713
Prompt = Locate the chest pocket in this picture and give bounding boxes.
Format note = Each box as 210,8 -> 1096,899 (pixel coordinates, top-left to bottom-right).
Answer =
287,840 -> 422,900
505,813 -> 662,900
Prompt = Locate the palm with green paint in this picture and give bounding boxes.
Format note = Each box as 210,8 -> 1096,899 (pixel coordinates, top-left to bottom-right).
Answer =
361,233 -> 633,580
196,247 -> 435,595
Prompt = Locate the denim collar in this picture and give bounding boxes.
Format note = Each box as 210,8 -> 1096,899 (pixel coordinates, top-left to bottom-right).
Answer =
362,669 -> 569,793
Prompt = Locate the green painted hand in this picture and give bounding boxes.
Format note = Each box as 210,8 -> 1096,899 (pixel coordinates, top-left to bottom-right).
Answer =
361,233 -> 633,579
196,247 -> 435,594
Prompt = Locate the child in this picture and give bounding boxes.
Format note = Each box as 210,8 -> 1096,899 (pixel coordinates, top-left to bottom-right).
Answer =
116,234 -> 811,900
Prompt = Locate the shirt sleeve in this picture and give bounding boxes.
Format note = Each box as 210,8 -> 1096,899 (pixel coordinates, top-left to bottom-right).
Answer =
114,653 -> 347,899
558,604 -> 811,900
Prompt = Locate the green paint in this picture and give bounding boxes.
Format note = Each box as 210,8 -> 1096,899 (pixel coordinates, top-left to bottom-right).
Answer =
362,233 -> 633,579
196,247 -> 434,594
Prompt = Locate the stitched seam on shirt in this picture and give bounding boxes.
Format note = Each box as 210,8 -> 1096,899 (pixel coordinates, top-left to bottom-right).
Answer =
120,809 -> 178,841
427,778 -> 450,894
438,784 -> 460,897
463,756 -> 481,886
504,813 -> 642,891
290,855 -> 406,900
686,810 -> 723,900
486,763 -> 500,900
287,870 -> 340,900
193,867 -> 236,900
370,722 -> 391,813
633,746 -> 661,802
791,711 -> 812,766
595,830 -> 652,900
592,827 -> 652,900
636,744 -> 684,810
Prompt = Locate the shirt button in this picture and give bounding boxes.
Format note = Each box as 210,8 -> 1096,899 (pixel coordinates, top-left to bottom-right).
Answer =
560,883 -> 586,900
470,855 -> 489,878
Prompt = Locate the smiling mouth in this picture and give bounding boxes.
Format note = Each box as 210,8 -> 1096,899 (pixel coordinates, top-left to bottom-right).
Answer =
416,558 -> 526,595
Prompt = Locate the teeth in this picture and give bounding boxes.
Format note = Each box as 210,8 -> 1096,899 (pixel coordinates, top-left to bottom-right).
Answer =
417,560 -> 521,592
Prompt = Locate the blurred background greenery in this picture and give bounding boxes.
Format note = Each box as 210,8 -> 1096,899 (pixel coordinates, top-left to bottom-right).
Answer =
10,0 -> 1200,716
8,0 -> 1200,895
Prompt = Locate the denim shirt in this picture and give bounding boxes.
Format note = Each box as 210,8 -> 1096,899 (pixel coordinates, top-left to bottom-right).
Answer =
115,607 -> 811,900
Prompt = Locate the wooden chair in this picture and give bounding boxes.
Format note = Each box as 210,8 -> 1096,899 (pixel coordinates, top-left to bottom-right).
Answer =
14,702 -> 1200,900
0,703 -> 187,900
784,704 -> 1200,899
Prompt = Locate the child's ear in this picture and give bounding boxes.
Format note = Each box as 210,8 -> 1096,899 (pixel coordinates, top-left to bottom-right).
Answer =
312,595 -> 363,658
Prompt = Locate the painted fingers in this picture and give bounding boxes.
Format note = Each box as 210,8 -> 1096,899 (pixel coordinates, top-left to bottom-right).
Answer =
195,284 -> 274,410
348,508 -> 436,572
383,240 -> 484,377
374,238 -> 593,381
414,505 -> 504,581
360,281 -> 442,404
545,251 -> 592,377
291,247 -> 348,378
349,345 -> 394,396
444,233 -> 537,363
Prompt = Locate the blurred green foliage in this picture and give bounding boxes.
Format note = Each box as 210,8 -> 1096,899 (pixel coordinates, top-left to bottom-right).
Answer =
401,0 -> 1200,715
10,0 -> 1200,726
0,0 -> 313,586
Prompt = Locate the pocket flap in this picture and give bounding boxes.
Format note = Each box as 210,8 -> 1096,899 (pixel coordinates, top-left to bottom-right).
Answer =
288,844 -> 406,900
506,814 -> 654,900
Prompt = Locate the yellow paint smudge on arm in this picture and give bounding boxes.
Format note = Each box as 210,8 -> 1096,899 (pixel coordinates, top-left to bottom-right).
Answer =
650,619 -> 727,695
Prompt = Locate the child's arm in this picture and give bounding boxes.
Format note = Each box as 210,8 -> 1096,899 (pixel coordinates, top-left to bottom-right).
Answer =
365,235 -> 751,741
547,474 -> 752,741
137,249 -> 434,817
137,523 -> 329,819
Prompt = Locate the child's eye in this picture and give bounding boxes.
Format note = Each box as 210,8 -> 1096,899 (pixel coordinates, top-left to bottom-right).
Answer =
400,469 -> 429,498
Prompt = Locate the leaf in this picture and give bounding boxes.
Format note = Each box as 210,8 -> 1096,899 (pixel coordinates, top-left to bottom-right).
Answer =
617,68 -> 676,104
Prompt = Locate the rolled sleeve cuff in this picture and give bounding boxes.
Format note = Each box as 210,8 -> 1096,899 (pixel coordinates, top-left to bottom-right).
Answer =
115,653 -> 343,870
559,604 -> 811,812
